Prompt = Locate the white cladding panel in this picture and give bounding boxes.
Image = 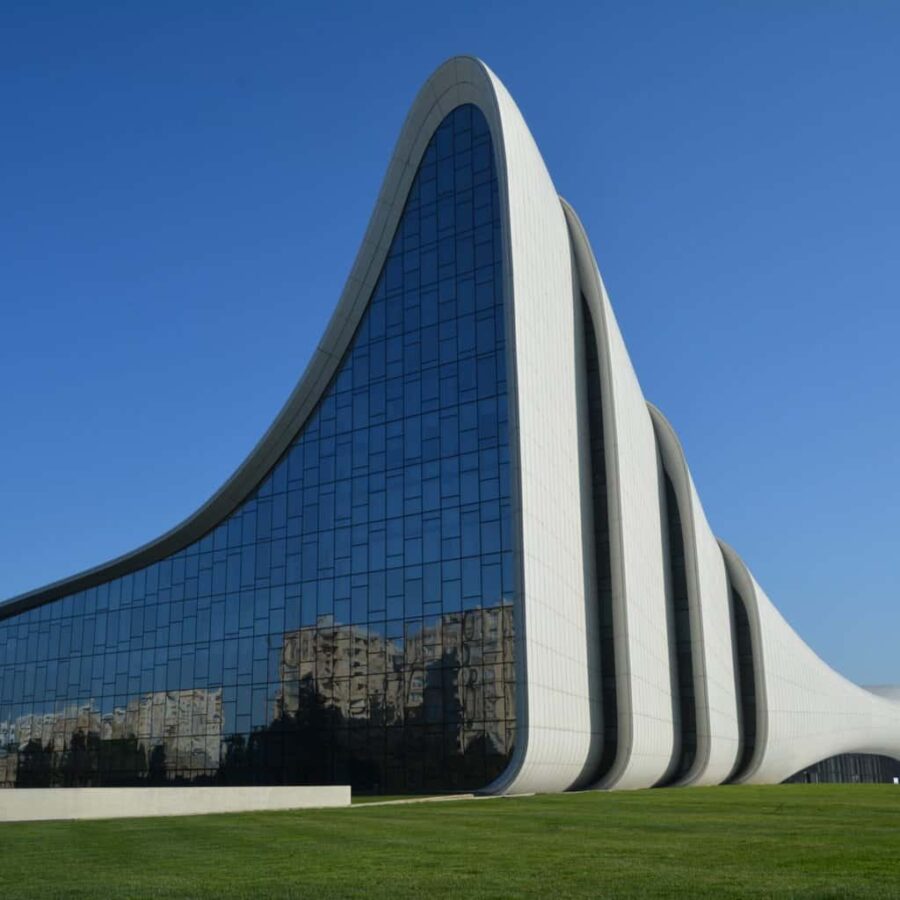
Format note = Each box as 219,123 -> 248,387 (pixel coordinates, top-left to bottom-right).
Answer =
482,64 -> 601,793
409,59 -> 600,794
720,543 -> 900,783
649,407 -> 740,785
867,686 -> 900,703
563,202 -> 677,790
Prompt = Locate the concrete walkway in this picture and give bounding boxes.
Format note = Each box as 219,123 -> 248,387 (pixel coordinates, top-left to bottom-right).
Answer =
352,792 -> 533,808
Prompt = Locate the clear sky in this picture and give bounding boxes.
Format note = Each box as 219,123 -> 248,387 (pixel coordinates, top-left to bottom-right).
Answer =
1,2 -> 898,684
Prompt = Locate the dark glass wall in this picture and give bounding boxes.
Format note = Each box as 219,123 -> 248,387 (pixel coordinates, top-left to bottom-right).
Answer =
784,754 -> 900,784
0,104 -> 517,794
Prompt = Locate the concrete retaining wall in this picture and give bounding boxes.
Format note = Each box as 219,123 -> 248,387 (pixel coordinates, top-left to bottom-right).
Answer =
0,785 -> 350,822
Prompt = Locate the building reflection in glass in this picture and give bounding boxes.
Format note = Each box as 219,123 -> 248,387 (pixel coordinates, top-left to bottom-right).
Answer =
0,688 -> 223,787
271,607 -> 515,792
0,607 -> 513,792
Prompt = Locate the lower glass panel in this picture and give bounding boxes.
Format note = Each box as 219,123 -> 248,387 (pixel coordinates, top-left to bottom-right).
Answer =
783,753 -> 900,785
4,609 -> 514,793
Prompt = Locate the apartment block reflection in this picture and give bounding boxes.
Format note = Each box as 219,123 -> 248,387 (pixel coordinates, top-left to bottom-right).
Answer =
212,606 -> 514,793
277,606 -> 514,750
0,687 -> 222,787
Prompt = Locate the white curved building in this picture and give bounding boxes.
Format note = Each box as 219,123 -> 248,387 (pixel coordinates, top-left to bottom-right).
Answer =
1,57 -> 898,794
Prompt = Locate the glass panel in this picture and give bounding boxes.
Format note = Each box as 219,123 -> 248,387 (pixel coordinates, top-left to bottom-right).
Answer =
0,104 -> 515,794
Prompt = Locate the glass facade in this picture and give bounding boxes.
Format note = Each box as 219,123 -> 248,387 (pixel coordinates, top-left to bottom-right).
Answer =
0,104 -> 517,794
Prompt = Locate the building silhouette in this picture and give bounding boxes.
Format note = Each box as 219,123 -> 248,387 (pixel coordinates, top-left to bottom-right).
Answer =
2,57 -> 899,794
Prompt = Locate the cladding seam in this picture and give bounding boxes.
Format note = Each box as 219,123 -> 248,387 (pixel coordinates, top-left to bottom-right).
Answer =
648,405 -> 740,786
562,200 -> 677,790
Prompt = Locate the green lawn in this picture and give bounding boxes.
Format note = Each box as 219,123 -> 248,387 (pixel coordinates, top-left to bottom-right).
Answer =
1,785 -> 899,898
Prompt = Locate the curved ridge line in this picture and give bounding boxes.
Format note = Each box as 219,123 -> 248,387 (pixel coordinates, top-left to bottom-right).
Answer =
716,539 -> 770,783
560,197 -> 638,789
0,56 -> 491,620
646,402 -> 718,785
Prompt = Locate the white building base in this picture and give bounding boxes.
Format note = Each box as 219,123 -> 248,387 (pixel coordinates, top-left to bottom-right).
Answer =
0,785 -> 350,822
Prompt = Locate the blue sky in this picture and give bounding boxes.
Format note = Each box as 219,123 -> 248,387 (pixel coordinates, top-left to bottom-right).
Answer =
1,1 -> 898,684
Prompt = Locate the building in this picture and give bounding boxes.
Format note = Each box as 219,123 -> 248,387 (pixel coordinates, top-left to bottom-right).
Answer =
2,57 -> 898,795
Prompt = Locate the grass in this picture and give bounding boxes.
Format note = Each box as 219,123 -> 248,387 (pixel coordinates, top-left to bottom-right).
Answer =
1,784 -> 899,898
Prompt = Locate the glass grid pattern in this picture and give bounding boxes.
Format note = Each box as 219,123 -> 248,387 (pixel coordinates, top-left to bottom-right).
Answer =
0,105 -> 516,794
